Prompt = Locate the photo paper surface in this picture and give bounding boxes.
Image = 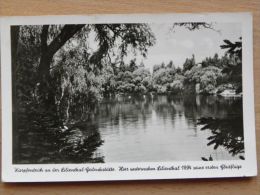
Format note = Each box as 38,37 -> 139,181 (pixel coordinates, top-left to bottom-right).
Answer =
0,13 -> 257,182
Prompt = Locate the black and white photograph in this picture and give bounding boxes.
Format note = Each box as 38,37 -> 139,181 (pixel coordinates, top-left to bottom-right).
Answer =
1,13 -> 257,181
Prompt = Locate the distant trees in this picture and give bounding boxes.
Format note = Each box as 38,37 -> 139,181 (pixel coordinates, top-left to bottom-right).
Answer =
106,60 -> 152,94
132,67 -> 152,93
184,63 -> 222,94
183,54 -> 196,72
152,61 -> 177,93
170,74 -> 185,93
180,37 -> 242,94
107,42 -> 242,96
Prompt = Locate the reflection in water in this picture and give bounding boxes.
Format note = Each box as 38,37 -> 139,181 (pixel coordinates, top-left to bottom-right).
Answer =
13,95 -> 244,164
94,95 -> 244,162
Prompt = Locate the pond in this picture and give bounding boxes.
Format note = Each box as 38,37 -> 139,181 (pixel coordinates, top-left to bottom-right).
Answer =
13,94 -> 244,164
92,94 -> 244,162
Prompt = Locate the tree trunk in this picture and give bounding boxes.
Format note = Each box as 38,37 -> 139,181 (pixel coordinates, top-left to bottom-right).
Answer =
38,24 -> 85,106
11,26 -> 19,109
38,52 -> 55,106
38,25 -> 54,106
11,26 -> 20,163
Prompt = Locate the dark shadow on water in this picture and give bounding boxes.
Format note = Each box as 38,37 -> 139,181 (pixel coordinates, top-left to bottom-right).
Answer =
197,97 -> 244,160
13,104 -> 104,164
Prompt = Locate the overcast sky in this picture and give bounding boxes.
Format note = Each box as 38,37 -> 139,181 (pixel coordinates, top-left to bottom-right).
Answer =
85,22 -> 241,71
135,23 -> 241,71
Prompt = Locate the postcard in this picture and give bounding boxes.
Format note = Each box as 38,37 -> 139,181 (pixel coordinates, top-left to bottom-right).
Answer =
0,13 -> 257,182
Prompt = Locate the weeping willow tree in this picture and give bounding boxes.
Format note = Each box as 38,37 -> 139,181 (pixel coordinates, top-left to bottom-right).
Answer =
12,24 -> 156,122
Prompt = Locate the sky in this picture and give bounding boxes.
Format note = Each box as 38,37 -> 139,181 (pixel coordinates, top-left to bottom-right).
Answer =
84,22 -> 241,72
133,23 -> 241,71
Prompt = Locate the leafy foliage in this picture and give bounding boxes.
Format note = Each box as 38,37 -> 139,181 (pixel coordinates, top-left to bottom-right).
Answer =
220,38 -> 242,93
198,116 -> 244,156
183,54 -> 196,72
172,22 -> 216,31
220,38 -> 242,58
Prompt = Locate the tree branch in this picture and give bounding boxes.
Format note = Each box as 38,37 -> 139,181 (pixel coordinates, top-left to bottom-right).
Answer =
41,25 -> 49,52
172,22 -> 220,34
47,24 -> 85,57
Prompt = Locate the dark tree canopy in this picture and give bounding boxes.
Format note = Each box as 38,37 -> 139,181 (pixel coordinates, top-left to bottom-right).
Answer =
12,24 -> 156,106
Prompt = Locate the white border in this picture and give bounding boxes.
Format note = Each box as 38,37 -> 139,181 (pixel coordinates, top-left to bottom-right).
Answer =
0,13 -> 257,182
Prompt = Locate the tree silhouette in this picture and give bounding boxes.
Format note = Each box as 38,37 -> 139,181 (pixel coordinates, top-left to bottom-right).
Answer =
198,116 -> 244,158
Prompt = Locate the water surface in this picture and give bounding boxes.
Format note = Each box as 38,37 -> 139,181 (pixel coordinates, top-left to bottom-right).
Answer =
93,95 -> 243,162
